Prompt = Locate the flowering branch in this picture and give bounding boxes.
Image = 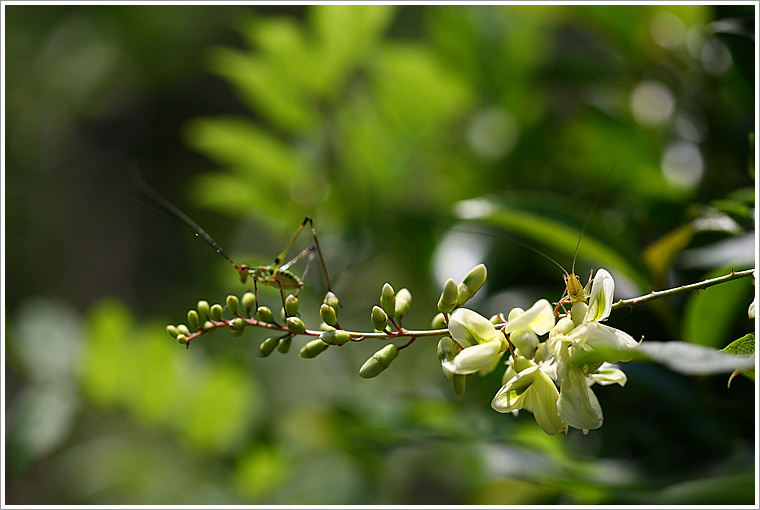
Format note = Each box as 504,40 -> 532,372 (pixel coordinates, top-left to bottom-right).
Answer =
611,268 -> 754,310
165,263 -> 755,436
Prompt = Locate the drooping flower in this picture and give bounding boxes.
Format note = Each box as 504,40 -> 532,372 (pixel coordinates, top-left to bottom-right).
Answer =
492,357 -> 567,435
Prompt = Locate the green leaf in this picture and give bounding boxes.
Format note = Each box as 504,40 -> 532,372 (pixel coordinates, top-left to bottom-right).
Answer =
721,333 -> 755,356
636,341 -> 755,375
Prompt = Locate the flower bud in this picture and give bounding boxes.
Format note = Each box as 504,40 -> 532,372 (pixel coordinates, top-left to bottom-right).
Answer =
453,374 -> 466,398
462,264 -> 487,295
371,306 -> 388,331
166,325 -> 180,338
490,313 -> 505,326
286,316 -> 306,335
257,306 -> 275,324
285,294 -> 299,316
277,335 -> 292,353
176,334 -> 187,345
242,292 -> 256,316
437,278 -> 458,313
455,264 -> 487,306
226,295 -> 239,315
320,304 -> 338,326
258,336 -> 279,357
299,339 -> 330,358
176,324 -> 190,337
210,304 -> 224,321
323,291 -> 340,309
395,288 -> 412,321
187,310 -> 200,329
197,300 -> 210,322
230,317 -> 246,332
381,283 -> 396,319
202,320 -> 214,330
320,329 -> 351,346
431,313 -> 447,329
359,344 -> 399,379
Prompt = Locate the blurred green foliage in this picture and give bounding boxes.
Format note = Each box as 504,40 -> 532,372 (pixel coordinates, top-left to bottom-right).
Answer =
5,4 -> 755,505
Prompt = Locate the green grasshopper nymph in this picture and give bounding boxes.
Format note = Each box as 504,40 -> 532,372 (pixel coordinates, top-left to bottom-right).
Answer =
133,173 -> 332,316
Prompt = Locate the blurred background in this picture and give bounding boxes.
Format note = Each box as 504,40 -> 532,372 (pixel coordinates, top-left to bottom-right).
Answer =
4,3 -> 756,505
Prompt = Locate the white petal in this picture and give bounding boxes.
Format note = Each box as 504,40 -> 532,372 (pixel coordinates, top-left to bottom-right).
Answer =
584,268 -> 614,322
491,365 -> 539,412
568,322 -> 638,362
443,340 -> 502,375
505,299 -> 555,335
589,366 -> 628,386
511,328 -> 538,358
528,369 -> 566,435
557,370 -> 603,431
448,308 -> 496,348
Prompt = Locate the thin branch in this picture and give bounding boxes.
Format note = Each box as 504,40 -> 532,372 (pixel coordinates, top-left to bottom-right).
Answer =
611,268 -> 754,310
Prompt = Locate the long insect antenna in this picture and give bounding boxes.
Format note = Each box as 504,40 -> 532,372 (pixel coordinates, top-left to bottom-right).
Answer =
452,224 -> 569,276
130,170 -> 240,270
571,161 -> 618,275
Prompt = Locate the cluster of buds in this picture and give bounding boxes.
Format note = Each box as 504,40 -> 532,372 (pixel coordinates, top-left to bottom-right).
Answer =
437,266 -> 638,435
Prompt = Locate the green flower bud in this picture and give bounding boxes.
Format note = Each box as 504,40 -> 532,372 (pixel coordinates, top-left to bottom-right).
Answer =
359,344 -> 399,379
242,292 -> 256,316
490,313 -> 506,326
277,335 -> 292,353
431,313 -> 447,329
285,294 -> 299,316
226,295 -> 239,315
257,306 -> 275,324
320,329 -> 351,346
176,334 -> 187,345
230,327 -> 245,337
453,265 -> 487,307
371,305 -> 388,331
323,291 -> 340,309
187,310 -> 200,329
300,339 -> 330,358
320,304 -> 338,326
462,264 -> 487,295
437,336 -> 458,381
438,278 -> 458,313
286,316 -> 306,335
197,300 -> 211,322
453,374 -> 466,398
166,325 -> 180,338
437,336 -> 458,363
381,283 -> 396,320
395,288 -> 412,321
176,324 -> 190,336
258,336 -> 279,358
455,282 -> 471,307
320,322 -> 336,332
210,304 -> 224,321
202,320 -> 214,330
231,317 -> 246,331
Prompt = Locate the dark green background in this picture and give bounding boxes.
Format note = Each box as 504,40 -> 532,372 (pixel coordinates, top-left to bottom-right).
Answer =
4,4 -> 756,504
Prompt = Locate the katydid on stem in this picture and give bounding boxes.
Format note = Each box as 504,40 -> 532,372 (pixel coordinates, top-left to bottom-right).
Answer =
133,173 -> 333,317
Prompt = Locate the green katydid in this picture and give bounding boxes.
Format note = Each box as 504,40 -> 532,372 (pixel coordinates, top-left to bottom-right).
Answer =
134,174 -> 332,316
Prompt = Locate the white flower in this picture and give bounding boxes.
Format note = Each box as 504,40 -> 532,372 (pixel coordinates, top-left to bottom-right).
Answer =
557,369 -> 603,433
583,269 -> 614,322
492,359 -> 567,436
444,309 -> 506,375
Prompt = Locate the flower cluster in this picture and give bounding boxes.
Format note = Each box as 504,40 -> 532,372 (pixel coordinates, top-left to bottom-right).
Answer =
438,267 -> 638,435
